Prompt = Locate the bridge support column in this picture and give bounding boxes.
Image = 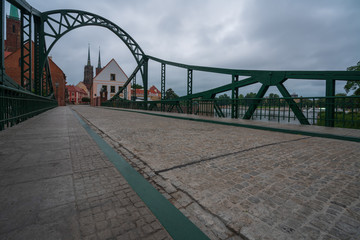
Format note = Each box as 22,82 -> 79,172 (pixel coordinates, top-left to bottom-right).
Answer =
187,69 -> 193,114
133,75 -> 137,100
161,63 -> 166,111
34,16 -> 42,95
0,1 -> 5,84
325,79 -> 335,127
231,75 -> 239,119
143,58 -> 148,110
21,11 -> 32,91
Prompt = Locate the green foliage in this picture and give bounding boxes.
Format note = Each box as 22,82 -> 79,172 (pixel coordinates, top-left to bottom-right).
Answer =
268,93 -> 279,98
245,92 -> 257,98
216,94 -> 231,106
317,112 -> 360,129
164,88 -> 179,100
82,97 -> 90,102
344,61 -> 360,95
131,83 -> 143,89
217,94 -> 230,99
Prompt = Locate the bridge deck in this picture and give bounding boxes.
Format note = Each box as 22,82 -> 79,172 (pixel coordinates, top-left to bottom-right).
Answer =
71,105 -> 360,240
0,107 -> 206,240
1,105 -> 360,240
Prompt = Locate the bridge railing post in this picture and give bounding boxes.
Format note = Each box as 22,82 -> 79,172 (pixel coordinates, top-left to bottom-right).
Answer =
0,0 -> 5,85
161,63 -> 166,111
187,69 -> 193,114
325,79 -> 335,127
143,58 -> 148,110
231,75 -> 239,119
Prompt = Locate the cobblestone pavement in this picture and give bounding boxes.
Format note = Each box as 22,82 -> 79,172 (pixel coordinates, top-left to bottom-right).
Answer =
72,105 -> 360,240
0,107 -> 172,240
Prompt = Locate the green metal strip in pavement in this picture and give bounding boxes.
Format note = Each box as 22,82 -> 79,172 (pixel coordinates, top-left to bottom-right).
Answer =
71,109 -> 210,240
103,107 -> 360,143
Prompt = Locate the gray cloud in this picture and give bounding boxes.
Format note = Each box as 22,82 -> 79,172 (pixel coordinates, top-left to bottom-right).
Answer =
20,0 -> 360,96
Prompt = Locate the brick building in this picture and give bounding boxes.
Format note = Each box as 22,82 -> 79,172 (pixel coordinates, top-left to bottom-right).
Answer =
66,85 -> 88,104
131,85 -> 162,101
4,5 -> 20,53
4,4 -> 66,106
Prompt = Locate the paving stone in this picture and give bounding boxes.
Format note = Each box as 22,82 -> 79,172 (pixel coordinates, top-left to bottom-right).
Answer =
71,105 -> 360,240
0,107 -> 173,240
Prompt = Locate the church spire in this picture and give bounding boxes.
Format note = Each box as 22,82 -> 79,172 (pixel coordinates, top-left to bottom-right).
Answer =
96,46 -> 102,75
97,46 -> 101,69
87,43 -> 91,66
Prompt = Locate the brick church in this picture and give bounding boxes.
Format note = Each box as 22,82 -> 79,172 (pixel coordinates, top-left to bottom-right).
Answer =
4,4 -> 66,106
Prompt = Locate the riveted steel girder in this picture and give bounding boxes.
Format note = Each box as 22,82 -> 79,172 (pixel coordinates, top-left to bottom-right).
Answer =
21,11 -> 32,90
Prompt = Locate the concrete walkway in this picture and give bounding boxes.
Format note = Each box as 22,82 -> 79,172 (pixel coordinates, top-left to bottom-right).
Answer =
0,107 -> 179,239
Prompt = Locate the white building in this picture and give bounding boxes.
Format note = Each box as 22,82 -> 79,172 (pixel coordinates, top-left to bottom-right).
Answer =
91,58 -> 131,105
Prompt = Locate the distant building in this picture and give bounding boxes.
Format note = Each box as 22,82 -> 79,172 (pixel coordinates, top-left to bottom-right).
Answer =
83,44 -> 94,91
66,85 -> 87,104
91,58 -> 131,106
76,81 -> 90,98
131,85 -> 161,101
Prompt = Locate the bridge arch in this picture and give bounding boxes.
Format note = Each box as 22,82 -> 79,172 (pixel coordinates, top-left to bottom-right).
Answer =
40,9 -> 147,83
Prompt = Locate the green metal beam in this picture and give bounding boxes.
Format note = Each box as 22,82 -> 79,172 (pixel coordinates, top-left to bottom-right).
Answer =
7,0 -> 41,16
178,77 -> 258,100
0,0 -> 4,84
276,83 -> 310,125
187,69 -> 193,114
325,79 -> 335,127
243,84 -> 269,120
231,75 -> 239,119
147,55 -> 360,81
143,58 -> 148,109
21,11 -> 32,91
161,63 -> 166,100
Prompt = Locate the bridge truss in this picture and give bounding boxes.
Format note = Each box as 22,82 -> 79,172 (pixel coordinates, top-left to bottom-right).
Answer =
1,0 -> 360,131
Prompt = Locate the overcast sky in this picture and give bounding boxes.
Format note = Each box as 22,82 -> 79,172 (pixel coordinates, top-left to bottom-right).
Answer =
8,0 -> 360,97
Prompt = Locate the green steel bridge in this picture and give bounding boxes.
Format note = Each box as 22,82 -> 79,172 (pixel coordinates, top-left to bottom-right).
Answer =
1,0 -> 360,131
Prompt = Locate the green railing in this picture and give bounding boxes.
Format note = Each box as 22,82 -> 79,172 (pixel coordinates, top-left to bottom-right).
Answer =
0,85 -> 58,131
102,96 -> 360,129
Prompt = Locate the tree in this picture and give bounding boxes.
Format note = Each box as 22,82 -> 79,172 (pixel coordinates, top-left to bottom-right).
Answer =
131,83 -> 143,89
344,61 -> 360,95
164,88 -> 179,100
268,93 -> 279,99
217,93 -> 230,100
216,93 -> 230,106
245,92 -> 257,98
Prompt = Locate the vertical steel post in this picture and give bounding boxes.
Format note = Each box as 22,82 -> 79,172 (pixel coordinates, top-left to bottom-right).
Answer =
133,74 -> 136,100
161,63 -> 166,111
187,69 -> 193,114
143,58 -> 148,109
21,11 -> 32,90
231,75 -> 239,118
34,16 -> 41,94
325,79 -> 335,127
161,63 -> 166,100
0,0 -> 5,84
